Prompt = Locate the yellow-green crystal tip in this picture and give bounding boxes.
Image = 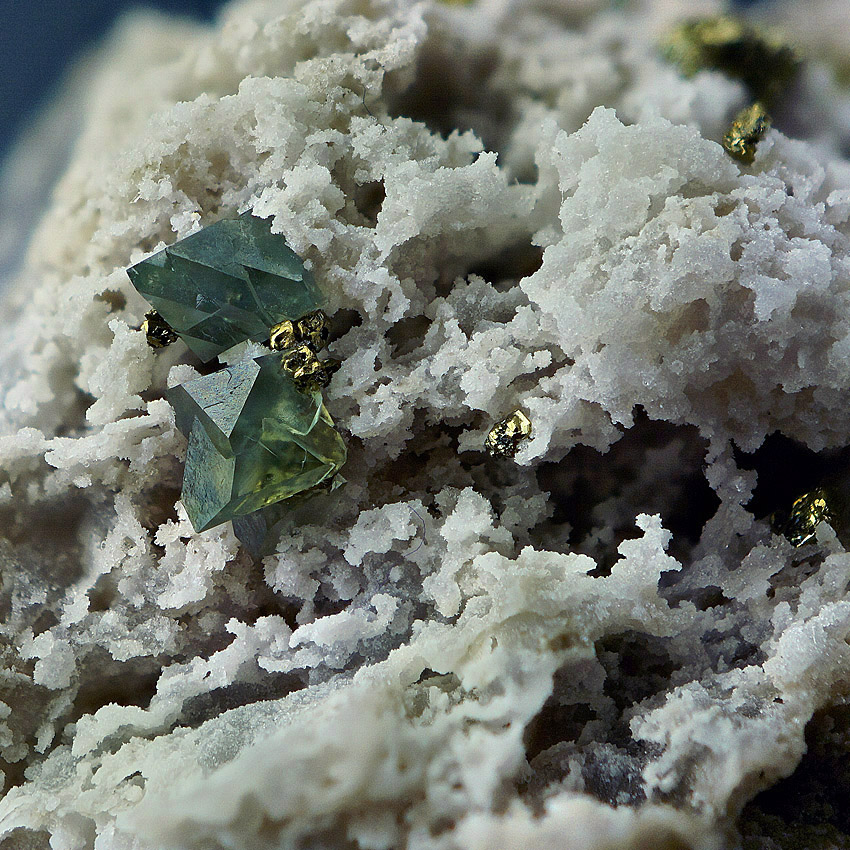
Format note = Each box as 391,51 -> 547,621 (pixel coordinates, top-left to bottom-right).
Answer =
127,211 -> 323,362
167,353 -> 346,532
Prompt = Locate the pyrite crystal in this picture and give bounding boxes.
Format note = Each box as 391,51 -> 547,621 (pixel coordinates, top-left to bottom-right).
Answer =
127,211 -> 323,362
772,488 -> 834,547
141,309 -> 178,348
167,354 -> 347,532
485,410 -> 532,458
724,102 -> 771,164
269,309 -> 330,352
281,344 -> 341,392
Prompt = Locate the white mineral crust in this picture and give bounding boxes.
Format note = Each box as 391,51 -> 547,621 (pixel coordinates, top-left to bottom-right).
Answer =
2,0 -> 850,847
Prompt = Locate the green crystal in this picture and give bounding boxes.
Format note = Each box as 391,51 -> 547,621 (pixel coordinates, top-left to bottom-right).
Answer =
232,475 -> 345,557
167,353 -> 347,532
127,212 -> 323,362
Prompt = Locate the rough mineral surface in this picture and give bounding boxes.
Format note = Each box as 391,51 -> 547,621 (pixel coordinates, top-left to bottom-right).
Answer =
2,0 -> 850,848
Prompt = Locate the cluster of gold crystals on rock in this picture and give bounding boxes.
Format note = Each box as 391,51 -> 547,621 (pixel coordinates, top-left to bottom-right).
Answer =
661,16 -> 800,105
281,344 -> 341,392
485,410 -> 532,458
773,487 -> 834,547
723,102 -> 771,164
142,309 -> 178,349
268,319 -> 298,351
271,310 -> 340,393
269,310 -> 329,352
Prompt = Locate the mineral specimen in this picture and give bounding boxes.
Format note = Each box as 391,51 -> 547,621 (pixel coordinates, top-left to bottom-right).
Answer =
484,409 -> 532,458
723,102 -> 771,164
774,487 -> 835,546
269,309 -> 330,352
5,0 -> 850,849
127,211 -> 324,361
167,354 -> 346,531
141,309 -> 178,348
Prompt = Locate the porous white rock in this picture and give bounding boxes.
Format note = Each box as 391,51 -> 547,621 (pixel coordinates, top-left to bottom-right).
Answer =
2,0 -> 850,847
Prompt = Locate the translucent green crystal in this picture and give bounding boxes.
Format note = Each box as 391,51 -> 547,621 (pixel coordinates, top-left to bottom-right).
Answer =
167,353 -> 347,532
232,475 -> 345,556
127,212 -> 323,361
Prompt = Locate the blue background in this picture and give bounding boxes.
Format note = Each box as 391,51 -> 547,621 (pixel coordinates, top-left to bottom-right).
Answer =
0,0 -> 228,164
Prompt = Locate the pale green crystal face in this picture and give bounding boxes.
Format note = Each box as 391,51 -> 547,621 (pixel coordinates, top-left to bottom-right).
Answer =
127,212 -> 324,361
167,354 -> 347,532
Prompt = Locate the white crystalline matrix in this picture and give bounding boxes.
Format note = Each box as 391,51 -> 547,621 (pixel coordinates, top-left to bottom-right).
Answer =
2,0 -> 850,848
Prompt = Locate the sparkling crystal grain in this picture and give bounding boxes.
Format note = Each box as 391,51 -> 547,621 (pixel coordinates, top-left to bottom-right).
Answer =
485,410 -> 532,458
723,102 -> 770,164
142,310 -> 178,348
772,487 -> 833,547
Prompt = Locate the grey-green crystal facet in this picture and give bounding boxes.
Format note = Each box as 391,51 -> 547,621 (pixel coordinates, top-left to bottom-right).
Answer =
127,212 -> 324,361
167,353 -> 347,532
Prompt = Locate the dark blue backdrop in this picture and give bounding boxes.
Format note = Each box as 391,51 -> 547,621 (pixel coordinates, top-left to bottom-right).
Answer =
0,0 -> 228,163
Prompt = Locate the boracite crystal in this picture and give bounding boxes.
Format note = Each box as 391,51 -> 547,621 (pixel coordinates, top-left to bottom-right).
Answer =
485,410 -> 532,458
127,211 -> 324,362
232,474 -> 345,557
167,353 -> 347,532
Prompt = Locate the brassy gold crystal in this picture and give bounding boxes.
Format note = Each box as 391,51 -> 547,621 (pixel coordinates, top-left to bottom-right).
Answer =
772,487 -> 834,547
281,344 -> 341,393
723,102 -> 771,164
142,309 -> 178,349
485,410 -> 532,458
269,309 -> 330,352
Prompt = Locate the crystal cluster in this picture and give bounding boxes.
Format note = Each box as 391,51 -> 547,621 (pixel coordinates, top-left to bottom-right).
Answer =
127,212 -> 346,532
